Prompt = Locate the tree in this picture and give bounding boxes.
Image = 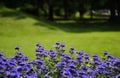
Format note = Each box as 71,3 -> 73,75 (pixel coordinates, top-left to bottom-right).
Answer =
63,0 -> 69,19
116,0 -> 120,17
108,0 -> 120,22
48,0 -> 54,21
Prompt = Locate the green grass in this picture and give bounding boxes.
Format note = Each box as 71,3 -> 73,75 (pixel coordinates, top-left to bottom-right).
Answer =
0,7 -> 120,59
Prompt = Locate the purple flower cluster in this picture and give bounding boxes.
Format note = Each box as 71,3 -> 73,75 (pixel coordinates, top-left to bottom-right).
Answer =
0,42 -> 120,78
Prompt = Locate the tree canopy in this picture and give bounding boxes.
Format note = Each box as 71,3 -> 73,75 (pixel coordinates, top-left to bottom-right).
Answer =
0,0 -> 120,21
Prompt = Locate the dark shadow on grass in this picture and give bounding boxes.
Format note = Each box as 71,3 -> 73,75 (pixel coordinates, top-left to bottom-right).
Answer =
0,9 -> 120,33
0,10 -> 26,20
34,19 -> 120,33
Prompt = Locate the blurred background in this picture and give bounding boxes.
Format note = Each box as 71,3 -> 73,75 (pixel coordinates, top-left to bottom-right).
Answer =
0,0 -> 120,59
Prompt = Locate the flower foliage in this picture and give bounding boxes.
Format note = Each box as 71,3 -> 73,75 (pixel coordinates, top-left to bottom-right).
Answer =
0,42 -> 120,78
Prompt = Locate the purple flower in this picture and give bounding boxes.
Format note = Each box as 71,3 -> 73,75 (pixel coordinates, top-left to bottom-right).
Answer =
61,68 -> 72,78
78,70 -> 86,75
36,47 -> 44,52
92,54 -> 100,61
61,44 -> 65,47
35,60 -> 44,65
69,68 -> 78,76
97,65 -> 105,69
61,54 -> 72,60
36,65 -> 43,69
36,43 -> 41,47
107,55 -> 114,59
9,72 -> 20,78
17,66 -> 22,71
81,66 -> 88,70
49,49 -> 54,52
70,47 -> 74,51
92,54 -> 98,57
15,46 -> 20,50
0,52 -> 3,56
82,75 -> 88,78
69,47 -> 74,54
1,42 -> 120,78
84,55 -> 90,60
76,51 -> 85,56
76,55 -> 84,63
115,74 -> 120,78
113,59 -> 120,67
25,72 -> 37,78
69,63 -> 76,69
49,51 -> 57,57
42,66 -> 49,73
23,56 -> 29,61
104,51 -> 109,55
16,52 -> 23,56
19,62 -> 26,66
93,60 -> 101,65
56,42 -> 61,45
76,55 -> 82,59
36,48 -> 41,52
43,75 -> 49,78
68,59 -> 78,64
0,69 -> 4,74
36,56 -> 41,60
56,61 -> 66,68
90,75 -> 96,78
87,69 -> 95,76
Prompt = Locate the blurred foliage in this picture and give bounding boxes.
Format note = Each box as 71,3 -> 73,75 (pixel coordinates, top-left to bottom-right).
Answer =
0,0 -> 120,21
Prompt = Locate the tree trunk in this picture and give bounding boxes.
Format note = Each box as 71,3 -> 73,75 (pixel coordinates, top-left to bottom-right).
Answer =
34,0 -> 40,16
110,9 -> 116,19
48,0 -> 54,21
109,0 -> 117,21
116,0 -> 120,17
64,0 -> 69,19
90,0 -> 94,19
78,4 -> 86,19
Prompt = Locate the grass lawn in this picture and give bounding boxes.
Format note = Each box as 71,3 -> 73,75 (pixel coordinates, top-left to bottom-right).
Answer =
0,7 -> 120,59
